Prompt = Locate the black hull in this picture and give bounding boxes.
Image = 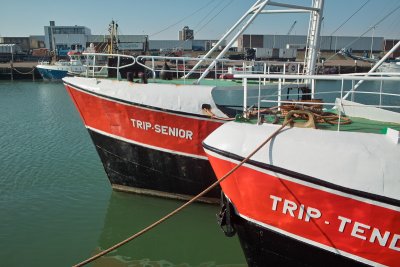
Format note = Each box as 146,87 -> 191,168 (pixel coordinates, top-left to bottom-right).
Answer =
227,203 -> 369,267
88,129 -> 220,202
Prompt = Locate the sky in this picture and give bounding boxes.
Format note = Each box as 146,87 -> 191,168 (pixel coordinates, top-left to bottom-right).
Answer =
1,0 -> 399,40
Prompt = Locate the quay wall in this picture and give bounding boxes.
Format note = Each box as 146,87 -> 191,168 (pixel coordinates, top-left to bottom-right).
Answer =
0,62 -> 41,80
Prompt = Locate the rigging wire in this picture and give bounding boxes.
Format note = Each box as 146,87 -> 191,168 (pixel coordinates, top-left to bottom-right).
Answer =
377,1 -> 400,39
149,0 -> 214,38
192,0 -> 226,30
171,0 -> 227,50
156,0 -> 233,53
324,3 -> 400,62
195,0 -> 234,35
329,0 -> 371,36
346,4 -> 400,46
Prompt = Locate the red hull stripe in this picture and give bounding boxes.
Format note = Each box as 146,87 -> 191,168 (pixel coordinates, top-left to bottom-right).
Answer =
202,144 -> 400,208
65,84 -> 223,158
206,151 -> 400,267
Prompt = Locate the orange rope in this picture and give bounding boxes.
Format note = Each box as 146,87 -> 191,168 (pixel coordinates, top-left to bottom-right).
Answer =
72,119 -> 292,267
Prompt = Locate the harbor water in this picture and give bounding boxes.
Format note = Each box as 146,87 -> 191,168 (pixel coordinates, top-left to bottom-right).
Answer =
0,81 -> 246,267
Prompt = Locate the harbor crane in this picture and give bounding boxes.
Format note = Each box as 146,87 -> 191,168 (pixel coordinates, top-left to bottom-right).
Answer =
287,21 -> 297,35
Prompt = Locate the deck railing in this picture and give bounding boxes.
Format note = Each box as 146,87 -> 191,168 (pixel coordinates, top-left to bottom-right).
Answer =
82,52 -> 136,79
81,52 -> 303,82
235,72 -> 400,130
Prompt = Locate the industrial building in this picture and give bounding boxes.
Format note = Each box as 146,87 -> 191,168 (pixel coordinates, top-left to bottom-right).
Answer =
87,35 -> 148,53
0,37 -> 30,53
238,34 -> 384,52
385,39 -> 400,58
147,39 -> 224,52
44,21 -> 91,56
0,21 -> 399,60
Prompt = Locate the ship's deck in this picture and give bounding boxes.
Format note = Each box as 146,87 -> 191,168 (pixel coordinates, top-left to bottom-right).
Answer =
238,112 -> 400,134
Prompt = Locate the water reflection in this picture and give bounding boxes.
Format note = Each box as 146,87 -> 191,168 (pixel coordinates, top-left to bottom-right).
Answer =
87,192 -> 246,267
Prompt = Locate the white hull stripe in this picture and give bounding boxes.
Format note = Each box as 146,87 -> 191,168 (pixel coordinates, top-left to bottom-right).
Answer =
88,126 -> 209,160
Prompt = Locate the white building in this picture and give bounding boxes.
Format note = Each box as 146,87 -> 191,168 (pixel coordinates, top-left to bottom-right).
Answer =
44,21 -> 91,56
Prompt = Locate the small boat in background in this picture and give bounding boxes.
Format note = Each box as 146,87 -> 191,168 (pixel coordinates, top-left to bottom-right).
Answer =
36,51 -> 86,80
340,48 -> 400,73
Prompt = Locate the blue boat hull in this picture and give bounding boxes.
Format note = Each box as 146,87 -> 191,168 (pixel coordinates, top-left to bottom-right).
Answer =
36,67 -> 68,80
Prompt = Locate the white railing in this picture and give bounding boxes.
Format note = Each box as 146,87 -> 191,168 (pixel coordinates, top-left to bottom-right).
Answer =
82,52 -> 136,79
79,52 -> 303,82
236,72 -> 400,130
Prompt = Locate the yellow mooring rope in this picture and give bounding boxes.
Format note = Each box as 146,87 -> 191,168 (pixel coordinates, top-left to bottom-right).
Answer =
73,119 -> 292,267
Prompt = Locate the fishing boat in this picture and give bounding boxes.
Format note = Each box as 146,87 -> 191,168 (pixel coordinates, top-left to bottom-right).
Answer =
203,72 -> 400,266
62,1 -> 307,202
202,1 -> 400,265
340,48 -> 400,73
63,63 -> 302,202
36,50 -> 86,80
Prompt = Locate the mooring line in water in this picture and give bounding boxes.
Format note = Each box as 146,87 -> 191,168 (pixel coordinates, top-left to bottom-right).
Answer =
73,119 -> 292,267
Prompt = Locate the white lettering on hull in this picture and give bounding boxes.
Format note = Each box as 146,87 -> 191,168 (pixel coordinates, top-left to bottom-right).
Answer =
130,118 -> 193,140
270,194 -> 400,252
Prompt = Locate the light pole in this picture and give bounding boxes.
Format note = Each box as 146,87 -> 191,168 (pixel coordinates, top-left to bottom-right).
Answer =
370,26 -> 375,58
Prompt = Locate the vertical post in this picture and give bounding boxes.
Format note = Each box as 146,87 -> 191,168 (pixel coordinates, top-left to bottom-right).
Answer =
86,54 -> 89,77
379,78 -> 383,107
10,64 -> 13,81
263,62 -> 267,85
92,54 -> 96,77
176,59 -> 179,79
243,78 -> 248,116
257,77 -> 261,124
151,57 -> 156,81
283,63 -> 286,84
311,78 -> 315,99
117,55 -> 121,80
338,78 -> 344,132
183,58 -> 186,80
297,63 -> 301,84
10,45 -> 14,81
278,78 -> 282,111
370,26 -> 375,57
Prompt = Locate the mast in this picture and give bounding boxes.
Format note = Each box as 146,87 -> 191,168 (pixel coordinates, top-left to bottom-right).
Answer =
183,0 -> 324,84
50,22 -> 57,62
183,0 -> 265,80
303,0 -> 324,76
108,20 -> 119,54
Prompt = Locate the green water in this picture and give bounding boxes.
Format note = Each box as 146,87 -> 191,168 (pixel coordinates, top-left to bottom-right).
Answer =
0,81 -> 246,267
